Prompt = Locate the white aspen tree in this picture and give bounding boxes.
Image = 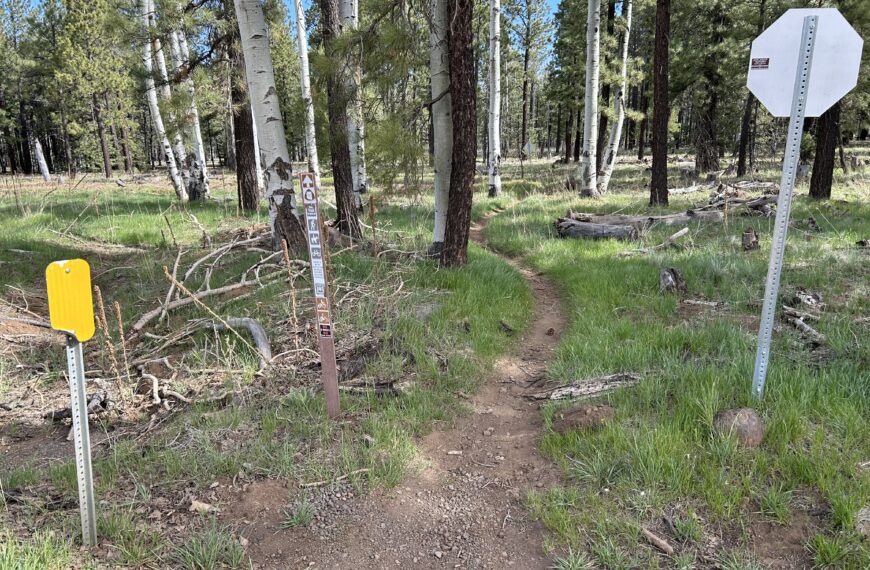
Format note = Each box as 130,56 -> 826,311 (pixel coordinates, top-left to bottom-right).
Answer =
141,0 -> 187,200
234,0 -> 304,249
339,0 -> 366,207
33,137 -> 51,181
153,34 -> 189,177
579,0 -> 601,197
169,17 -> 210,197
429,0 -> 452,251
251,106 -> 263,191
293,0 -> 321,189
597,0 -> 632,194
487,0 -> 502,197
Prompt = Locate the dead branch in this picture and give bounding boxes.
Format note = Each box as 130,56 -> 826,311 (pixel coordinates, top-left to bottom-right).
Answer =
299,468 -> 371,488
641,527 -> 674,555
160,248 -> 186,322
785,316 -> 825,345
554,219 -> 639,241
200,317 -> 272,370
528,373 -> 641,400
617,227 -> 689,257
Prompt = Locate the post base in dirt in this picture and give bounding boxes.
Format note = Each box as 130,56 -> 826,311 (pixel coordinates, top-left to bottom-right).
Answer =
66,335 -> 98,547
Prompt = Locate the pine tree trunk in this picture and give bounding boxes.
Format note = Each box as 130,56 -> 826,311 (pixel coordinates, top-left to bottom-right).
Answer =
737,92 -> 754,176
695,88 -> 719,174
564,107 -> 573,163
579,0 -> 601,197
519,18 -> 530,161
228,20 -> 259,212
92,94 -> 113,178
554,104 -> 562,155
649,0 -> 670,206
637,83 -> 648,159
141,0 -> 187,200
17,101 -> 33,174
597,0 -> 632,194
441,0 -> 476,268
809,102 -> 839,200
430,0 -> 452,251
317,0 -> 362,238
235,0 -> 308,250
0,87 -> 17,174
487,0 -> 502,197
293,0 -> 322,189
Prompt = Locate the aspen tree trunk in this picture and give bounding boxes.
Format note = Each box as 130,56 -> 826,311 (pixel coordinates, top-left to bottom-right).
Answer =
169,24 -> 210,198
153,32 -> 189,180
649,0 -> 670,206
441,0 -> 476,268
579,0 -> 601,197
596,0 -> 632,194
293,0 -> 322,188
33,136 -> 51,181
234,0 -> 307,251
141,0 -> 187,200
429,0 -> 452,252
487,0 -> 502,197
340,0 -> 366,207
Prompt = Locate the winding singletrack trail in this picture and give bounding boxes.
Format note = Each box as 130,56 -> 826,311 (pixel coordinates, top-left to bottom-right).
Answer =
233,207 -> 566,569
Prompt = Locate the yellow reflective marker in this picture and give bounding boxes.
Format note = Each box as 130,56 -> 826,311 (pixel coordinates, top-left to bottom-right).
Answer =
46,259 -> 95,342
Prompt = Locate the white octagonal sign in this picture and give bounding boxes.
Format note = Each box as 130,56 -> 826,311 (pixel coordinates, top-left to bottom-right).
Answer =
748,8 -> 863,117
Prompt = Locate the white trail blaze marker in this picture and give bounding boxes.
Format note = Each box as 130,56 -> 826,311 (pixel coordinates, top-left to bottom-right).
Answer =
45,259 -> 98,546
746,8 -> 863,399
299,173 -> 340,417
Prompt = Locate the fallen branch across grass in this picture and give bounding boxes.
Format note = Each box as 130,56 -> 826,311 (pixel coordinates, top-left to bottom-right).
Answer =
527,373 -> 641,400
299,468 -> 370,488
200,317 -> 272,370
617,228 -> 689,257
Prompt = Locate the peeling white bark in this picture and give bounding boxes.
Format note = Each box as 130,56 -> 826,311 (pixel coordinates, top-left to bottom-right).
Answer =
169,19 -> 210,197
429,0 -> 451,246
340,0 -> 366,206
33,137 -> 50,181
234,0 -> 299,246
153,33 -> 188,177
487,0 -> 502,197
293,0 -> 321,189
579,0 -> 601,197
597,0 -> 632,195
141,0 -> 187,201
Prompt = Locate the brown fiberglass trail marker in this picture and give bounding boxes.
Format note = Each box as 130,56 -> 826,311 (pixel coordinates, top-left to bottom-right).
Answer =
299,172 -> 340,418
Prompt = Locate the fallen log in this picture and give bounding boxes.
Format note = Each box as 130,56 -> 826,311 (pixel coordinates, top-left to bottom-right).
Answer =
564,209 -> 724,230
555,219 -> 638,241
528,373 -> 640,400
617,227 -> 689,257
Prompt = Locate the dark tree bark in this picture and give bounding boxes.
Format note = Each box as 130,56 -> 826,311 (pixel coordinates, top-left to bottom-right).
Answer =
0,87 -> 17,174
92,93 -> 113,178
441,0 -> 476,268
809,102 -> 840,200
230,37 -> 259,212
520,19 -> 531,160
695,88 -> 719,174
563,109 -> 573,163
737,0 -> 765,177
637,82 -> 648,160
318,0 -> 362,238
573,116 -> 581,162
649,0 -> 670,206
17,100 -> 33,174
554,104 -> 562,155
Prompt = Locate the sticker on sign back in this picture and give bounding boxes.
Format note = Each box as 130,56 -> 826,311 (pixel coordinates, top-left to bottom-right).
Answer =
751,57 -> 769,69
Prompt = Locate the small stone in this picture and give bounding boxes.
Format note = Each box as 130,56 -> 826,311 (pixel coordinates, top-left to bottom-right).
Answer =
713,407 -> 765,448
434,551 -> 443,559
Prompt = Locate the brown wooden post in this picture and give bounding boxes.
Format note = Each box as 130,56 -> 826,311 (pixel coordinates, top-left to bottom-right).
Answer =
299,172 -> 340,418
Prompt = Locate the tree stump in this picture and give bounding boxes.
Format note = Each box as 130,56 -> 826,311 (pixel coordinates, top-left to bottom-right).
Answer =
742,227 -> 759,251
659,267 -> 687,294
273,189 -> 308,254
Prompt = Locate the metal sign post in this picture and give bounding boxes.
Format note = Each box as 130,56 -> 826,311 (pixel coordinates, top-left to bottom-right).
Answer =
745,8 -> 863,399
750,15 -> 817,400
45,259 -> 98,546
299,173 -> 341,418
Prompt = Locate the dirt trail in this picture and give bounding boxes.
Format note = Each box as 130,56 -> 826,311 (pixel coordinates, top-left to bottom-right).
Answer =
231,208 -> 566,569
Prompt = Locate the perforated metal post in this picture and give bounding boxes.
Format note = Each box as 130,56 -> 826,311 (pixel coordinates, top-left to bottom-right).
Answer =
751,15 -> 818,400
66,335 -> 97,546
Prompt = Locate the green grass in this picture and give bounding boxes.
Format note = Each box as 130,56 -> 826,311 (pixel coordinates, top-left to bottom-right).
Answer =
0,171 -> 534,565
486,156 -> 870,565
0,530 -> 77,570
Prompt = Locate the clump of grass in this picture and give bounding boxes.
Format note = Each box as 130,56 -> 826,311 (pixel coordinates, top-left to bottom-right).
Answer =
551,547 -> 595,570
807,533 -> 852,569
281,497 -> 314,529
172,521 -> 247,570
756,483 -> 792,524
672,511 -> 703,544
0,530 -> 74,569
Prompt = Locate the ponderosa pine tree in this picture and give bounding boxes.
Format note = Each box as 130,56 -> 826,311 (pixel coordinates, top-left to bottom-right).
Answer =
487,0 -> 501,197
441,0 -> 476,267
809,101 -> 840,200
649,0 -> 670,206
317,0 -> 362,238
